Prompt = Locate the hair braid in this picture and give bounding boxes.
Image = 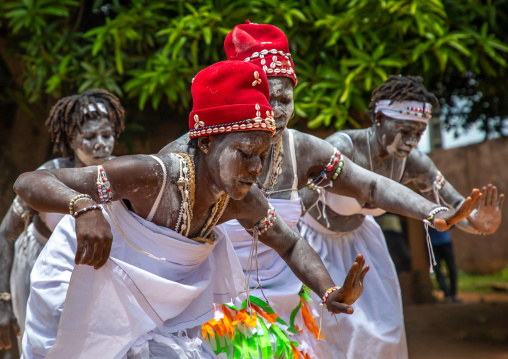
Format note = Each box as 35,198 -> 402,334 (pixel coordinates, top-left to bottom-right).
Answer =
369,75 -> 439,112
45,89 -> 125,157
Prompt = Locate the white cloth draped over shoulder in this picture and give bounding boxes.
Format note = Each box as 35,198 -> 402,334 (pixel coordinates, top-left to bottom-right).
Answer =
216,129 -> 305,323
217,197 -> 303,322
22,200 -> 244,359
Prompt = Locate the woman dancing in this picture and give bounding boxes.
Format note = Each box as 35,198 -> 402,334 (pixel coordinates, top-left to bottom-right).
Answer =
298,75 -> 504,358
0,89 -> 124,350
13,61 -> 369,359
160,23 -> 482,359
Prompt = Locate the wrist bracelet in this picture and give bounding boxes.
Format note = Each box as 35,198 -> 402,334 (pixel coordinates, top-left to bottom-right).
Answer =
322,285 -> 341,306
73,205 -> 102,218
69,194 -> 92,216
423,206 -> 449,228
252,204 -> 276,234
97,165 -> 113,203
1,292 -> 11,301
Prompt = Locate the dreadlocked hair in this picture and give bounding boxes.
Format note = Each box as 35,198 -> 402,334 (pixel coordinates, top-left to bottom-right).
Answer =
45,89 -> 125,157
368,75 -> 439,115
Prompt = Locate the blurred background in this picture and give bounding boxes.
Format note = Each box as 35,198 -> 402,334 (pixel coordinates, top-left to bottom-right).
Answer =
1,1 -> 507,358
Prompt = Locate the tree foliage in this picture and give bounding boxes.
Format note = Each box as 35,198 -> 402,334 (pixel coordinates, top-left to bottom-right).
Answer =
1,0 -> 507,135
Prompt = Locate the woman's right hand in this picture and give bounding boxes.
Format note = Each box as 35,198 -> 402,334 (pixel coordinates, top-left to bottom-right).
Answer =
74,202 -> 113,270
325,254 -> 369,314
433,189 -> 481,231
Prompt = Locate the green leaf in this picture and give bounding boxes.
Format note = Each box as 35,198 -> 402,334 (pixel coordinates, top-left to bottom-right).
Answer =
202,27 -> 212,45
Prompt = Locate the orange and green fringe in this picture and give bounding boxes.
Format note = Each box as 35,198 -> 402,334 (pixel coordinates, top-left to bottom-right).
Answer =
202,287 -> 321,359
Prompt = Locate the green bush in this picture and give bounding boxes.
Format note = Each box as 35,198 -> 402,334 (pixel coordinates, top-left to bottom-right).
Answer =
2,0 -> 507,130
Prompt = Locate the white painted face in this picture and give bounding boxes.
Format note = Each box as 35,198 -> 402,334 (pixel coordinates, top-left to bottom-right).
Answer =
205,131 -> 271,200
378,117 -> 428,158
268,77 -> 294,144
71,118 -> 116,167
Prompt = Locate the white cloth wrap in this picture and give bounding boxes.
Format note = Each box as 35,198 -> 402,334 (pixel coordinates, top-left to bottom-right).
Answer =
298,213 -> 408,359
11,223 -> 48,343
21,201 -> 244,359
217,197 -> 303,322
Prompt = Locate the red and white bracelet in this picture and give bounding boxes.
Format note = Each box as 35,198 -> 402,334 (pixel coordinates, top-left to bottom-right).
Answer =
322,285 -> 341,306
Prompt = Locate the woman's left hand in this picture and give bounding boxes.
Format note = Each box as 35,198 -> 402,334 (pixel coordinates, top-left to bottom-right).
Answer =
467,184 -> 505,234
325,254 -> 369,314
434,189 -> 481,231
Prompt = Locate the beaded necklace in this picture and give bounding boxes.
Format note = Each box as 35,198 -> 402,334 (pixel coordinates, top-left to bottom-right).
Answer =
175,153 -> 195,237
175,153 -> 229,244
257,135 -> 284,197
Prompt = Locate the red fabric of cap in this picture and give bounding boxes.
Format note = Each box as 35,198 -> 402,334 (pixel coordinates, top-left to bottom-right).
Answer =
225,21 -> 297,87
189,61 -> 275,138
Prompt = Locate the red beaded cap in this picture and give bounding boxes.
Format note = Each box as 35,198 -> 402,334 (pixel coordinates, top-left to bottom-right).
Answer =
225,20 -> 297,87
189,61 -> 275,139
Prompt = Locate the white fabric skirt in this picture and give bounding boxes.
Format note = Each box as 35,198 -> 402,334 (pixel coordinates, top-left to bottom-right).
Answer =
11,222 -> 48,342
298,214 -> 408,359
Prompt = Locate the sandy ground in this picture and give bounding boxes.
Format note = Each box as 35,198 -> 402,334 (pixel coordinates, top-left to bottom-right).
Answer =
405,292 -> 508,359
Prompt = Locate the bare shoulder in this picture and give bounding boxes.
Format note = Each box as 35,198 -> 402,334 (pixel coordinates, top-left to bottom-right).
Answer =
292,129 -> 334,162
102,153 -> 182,202
37,157 -> 73,170
159,133 -> 190,154
325,130 -> 358,158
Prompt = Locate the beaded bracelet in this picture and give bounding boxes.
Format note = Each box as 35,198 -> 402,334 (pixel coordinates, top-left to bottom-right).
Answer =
73,204 -> 102,218
97,165 -> 113,203
253,204 -> 277,234
69,194 -> 92,216
423,206 -> 450,228
322,285 -> 341,306
307,149 -> 344,190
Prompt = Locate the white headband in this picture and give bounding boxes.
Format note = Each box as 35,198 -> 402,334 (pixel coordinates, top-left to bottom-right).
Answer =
375,100 -> 432,123
82,103 -> 108,115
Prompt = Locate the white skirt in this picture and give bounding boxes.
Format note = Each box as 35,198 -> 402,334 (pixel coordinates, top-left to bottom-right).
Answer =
11,222 -> 48,341
124,326 -> 221,359
298,214 -> 408,359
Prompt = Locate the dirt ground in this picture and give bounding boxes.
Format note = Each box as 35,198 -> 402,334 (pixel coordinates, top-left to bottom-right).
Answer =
405,292 -> 508,359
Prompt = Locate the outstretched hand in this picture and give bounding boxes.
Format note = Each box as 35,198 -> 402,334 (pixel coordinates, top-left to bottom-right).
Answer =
74,206 -> 113,270
0,301 -> 19,350
325,254 -> 369,314
434,189 -> 481,231
467,184 -> 505,234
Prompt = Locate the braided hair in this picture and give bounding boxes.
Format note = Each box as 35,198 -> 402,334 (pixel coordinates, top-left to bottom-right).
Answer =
46,89 -> 125,157
368,75 -> 438,119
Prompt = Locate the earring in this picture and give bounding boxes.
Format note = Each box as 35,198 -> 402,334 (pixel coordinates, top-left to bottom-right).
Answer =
201,147 -> 209,154
376,121 -> 380,127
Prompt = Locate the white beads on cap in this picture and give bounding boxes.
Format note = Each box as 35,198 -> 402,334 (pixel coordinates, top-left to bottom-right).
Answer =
194,114 -> 204,129
252,71 -> 262,86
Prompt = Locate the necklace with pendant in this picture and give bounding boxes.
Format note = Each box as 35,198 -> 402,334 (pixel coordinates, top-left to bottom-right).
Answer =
176,153 -> 229,244
257,135 -> 284,197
